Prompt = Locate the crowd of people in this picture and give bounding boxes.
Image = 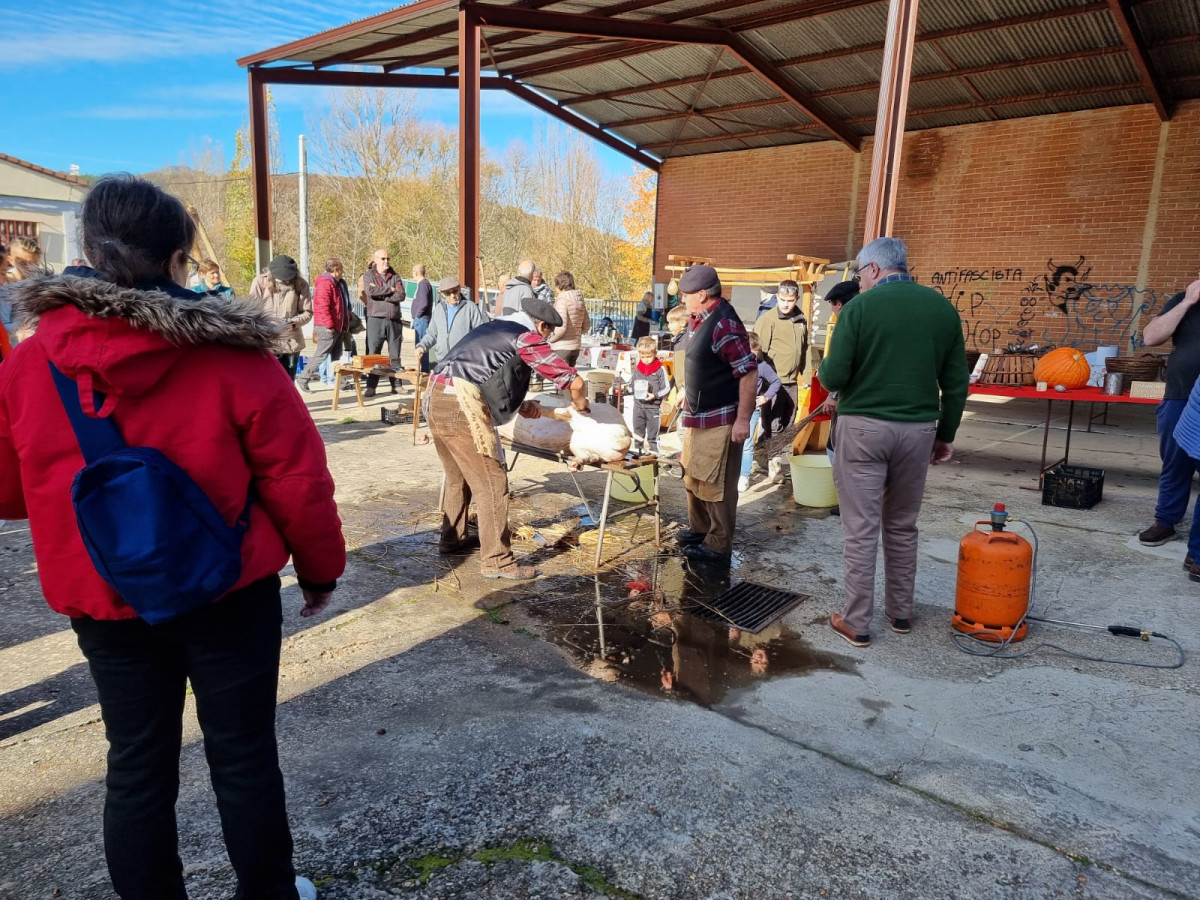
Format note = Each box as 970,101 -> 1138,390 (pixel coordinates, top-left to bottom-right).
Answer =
10,172 -> 1193,900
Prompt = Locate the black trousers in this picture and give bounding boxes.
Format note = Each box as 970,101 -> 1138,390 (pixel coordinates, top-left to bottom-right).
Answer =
275,354 -> 299,380
71,577 -> 298,900
365,317 -> 403,389
763,382 -> 799,440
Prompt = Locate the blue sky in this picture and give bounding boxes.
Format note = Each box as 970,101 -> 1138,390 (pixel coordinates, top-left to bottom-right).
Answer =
6,0 -> 635,179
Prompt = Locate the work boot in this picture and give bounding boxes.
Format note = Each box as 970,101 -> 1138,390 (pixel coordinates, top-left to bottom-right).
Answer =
364,387 -> 377,399
1138,522 -> 1176,546
682,543 -> 731,564
1189,561 -> 1200,584
829,613 -> 870,648
482,565 -> 538,581
675,529 -> 706,546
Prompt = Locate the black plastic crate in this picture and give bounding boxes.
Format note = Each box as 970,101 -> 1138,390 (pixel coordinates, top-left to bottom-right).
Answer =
1042,464 -> 1104,509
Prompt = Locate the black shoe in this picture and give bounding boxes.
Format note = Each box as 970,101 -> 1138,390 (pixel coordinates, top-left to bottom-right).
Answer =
675,529 -> 706,546
1185,555 -> 1194,572
682,543 -> 731,563
295,377 -> 310,393
391,384 -> 399,395
1139,523 -> 1176,546
364,387 -> 377,398
887,616 -> 912,634
438,535 -> 481,555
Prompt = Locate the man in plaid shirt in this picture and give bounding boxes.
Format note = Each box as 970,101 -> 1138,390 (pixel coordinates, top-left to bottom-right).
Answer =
675,265 -> 757,563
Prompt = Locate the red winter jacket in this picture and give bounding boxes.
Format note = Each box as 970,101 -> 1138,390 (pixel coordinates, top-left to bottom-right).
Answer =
313,271 -> 351,332
0,269 -> 346,620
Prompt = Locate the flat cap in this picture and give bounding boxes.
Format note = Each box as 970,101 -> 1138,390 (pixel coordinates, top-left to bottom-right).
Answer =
522,294 -> 563,329
437,275 -> 460,293
268,254 -> 299,281
677,264 -> 720,294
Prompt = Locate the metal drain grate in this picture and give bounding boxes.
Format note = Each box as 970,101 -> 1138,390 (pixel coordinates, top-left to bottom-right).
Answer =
686,581 -> 808,633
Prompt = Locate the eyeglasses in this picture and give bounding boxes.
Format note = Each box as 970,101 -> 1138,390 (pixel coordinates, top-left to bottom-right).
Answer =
187,256 -> 200,277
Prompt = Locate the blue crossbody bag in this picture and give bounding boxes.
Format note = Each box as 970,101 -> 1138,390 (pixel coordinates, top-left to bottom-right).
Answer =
50,362 -> 253,624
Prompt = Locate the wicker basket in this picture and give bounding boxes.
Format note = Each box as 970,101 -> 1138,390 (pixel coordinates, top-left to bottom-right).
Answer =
1104,356 -> 1163,382
978,353 -> 1037,386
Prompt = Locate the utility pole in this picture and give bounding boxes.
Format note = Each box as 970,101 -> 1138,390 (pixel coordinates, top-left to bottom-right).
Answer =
298,134 -> 310,280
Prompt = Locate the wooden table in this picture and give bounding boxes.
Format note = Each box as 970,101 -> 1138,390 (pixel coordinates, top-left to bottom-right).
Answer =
332,366 -> 428,442
968,383 -> 1159,488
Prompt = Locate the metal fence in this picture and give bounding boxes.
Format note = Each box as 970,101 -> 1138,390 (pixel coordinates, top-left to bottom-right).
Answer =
584,298 -> 640,339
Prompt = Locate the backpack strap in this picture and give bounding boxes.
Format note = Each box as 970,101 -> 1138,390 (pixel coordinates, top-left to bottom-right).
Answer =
49,362 -> 126,463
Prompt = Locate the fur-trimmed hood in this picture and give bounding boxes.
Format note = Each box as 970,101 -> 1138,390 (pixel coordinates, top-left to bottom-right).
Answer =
9,267 -> 285,400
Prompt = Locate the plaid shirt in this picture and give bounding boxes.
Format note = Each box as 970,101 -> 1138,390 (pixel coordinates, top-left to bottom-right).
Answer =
682,302 -> 757,428
875,273 -> 915,287
517,331 -> 578,390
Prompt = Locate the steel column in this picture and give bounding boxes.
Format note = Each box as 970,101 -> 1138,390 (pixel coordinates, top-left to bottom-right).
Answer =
248,68 -> 272,274
862,0 -> 920,244
459,7 -> 481,302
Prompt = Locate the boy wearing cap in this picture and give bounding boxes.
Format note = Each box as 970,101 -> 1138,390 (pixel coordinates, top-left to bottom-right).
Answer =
415,275 -> 487,366
248,254 -> 313,380
674,265 -> 757,563
427,294 -> 591,581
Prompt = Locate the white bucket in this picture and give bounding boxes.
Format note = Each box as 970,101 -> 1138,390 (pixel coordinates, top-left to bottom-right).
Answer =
611,464 -> 655,503
790,453 -> 838,507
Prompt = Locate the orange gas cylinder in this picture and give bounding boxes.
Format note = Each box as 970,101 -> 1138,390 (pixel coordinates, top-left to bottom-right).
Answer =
952,504 -> 1032,642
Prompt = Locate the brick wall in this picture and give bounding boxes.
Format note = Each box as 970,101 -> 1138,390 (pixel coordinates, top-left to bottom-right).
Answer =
655,100 -> 1200,354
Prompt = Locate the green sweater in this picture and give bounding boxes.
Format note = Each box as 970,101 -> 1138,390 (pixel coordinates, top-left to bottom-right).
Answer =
817,278 -> 968,443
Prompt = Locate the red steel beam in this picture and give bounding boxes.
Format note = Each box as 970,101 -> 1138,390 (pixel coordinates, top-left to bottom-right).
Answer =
1105,0 -> 1171,119
543,1 -> 1108,94
862,0 -> 920,242
248,68 -> 272,272
726,34 -> 858,149
238,0 -> 453,67
460,0 -> 776,72
468,3 -> 731,45
252,67 -> 509,91
601,44 -> 1127,128
643,80 -> 1144,151
460,8 -> 481,300
501,81 -> 662,171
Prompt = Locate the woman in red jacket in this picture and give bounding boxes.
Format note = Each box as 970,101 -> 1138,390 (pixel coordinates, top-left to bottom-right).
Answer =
0,176 -> 344,900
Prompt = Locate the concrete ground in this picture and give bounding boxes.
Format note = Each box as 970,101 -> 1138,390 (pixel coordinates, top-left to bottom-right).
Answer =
1,363 -> 1197,900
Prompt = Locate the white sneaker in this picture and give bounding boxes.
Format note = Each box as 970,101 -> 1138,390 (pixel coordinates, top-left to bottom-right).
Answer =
295,876 -> 318,900
737,476 -> 749,492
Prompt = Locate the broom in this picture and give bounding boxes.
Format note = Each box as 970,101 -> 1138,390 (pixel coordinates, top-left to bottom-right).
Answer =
756,405 -> 827,459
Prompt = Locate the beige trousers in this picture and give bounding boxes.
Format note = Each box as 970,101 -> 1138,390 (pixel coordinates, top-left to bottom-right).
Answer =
832,415 -> 937,635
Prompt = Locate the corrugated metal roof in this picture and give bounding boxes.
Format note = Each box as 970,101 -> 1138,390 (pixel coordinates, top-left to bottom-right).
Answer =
239,0 -> 1200,165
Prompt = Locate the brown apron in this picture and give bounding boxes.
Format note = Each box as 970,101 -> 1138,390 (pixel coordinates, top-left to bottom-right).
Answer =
681,424 -> 734,502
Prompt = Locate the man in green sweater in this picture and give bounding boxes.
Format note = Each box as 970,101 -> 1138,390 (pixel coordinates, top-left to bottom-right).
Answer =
817,236 -> 968,648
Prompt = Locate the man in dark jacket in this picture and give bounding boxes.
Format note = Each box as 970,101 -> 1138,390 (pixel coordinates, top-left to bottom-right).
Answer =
296,258 -> 351,392
427,295 -> 590,581
360,249 -> 405,397
410,263 -> 433,374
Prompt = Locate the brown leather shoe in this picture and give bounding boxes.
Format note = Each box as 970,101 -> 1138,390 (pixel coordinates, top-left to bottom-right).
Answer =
1139,523 -> 1176,546
887,615 -> 912,634
1188,561 -> 1200,584
830,613 -> 870,648
482,565 -> 538,581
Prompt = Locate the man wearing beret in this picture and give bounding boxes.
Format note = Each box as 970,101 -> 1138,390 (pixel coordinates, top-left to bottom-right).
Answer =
427,294 -> 591,580
674,265 -> 758,563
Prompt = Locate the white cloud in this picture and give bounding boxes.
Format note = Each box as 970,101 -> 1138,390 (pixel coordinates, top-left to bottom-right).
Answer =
2,0 -> 389,68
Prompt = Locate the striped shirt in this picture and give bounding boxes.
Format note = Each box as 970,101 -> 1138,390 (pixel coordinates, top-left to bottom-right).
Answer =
682,303 -> 757,429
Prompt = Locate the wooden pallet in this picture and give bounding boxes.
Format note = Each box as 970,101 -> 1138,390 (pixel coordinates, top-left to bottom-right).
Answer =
978,354 -> 1037,386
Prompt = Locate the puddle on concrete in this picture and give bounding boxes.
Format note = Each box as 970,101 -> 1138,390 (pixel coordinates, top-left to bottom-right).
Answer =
519,556 -> 855,708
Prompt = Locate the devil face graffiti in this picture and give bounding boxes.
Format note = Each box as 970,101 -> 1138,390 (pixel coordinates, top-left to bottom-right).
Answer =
1043,256 -> 1091,315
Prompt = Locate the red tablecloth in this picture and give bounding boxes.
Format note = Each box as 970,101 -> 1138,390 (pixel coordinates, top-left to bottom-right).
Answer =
969,383 -> 1160,405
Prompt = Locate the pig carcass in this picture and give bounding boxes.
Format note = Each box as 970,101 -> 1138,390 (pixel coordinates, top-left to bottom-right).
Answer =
500,395 -> 631,464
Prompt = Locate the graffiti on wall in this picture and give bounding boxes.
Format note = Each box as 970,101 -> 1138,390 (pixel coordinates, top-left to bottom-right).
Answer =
926,256 -> 1164,353
926,266 -> 1024,351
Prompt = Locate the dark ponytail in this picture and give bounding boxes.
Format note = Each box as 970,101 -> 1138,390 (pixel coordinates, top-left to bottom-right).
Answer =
80,175 -> 196,287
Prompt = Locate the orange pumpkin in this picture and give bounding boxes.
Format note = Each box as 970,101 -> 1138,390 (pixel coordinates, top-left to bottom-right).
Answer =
1034,347 -> 1091,389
